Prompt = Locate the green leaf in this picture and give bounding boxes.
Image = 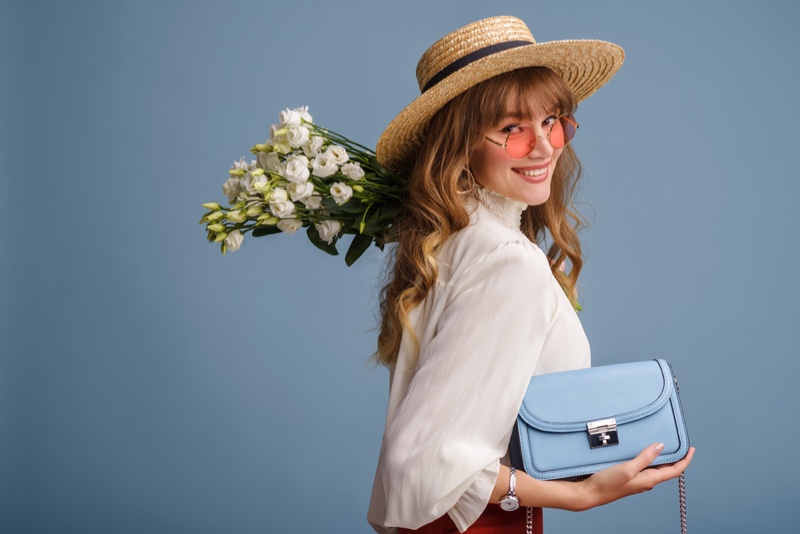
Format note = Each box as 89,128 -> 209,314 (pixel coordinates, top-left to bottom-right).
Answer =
362,205 -> 396,236
322,196 -> 363,214
345,233 -> 373,266
306,224 -> 339,256
252,225 -> 283,237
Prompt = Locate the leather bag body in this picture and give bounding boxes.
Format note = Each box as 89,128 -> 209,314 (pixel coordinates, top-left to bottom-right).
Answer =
510,359 -> 690,480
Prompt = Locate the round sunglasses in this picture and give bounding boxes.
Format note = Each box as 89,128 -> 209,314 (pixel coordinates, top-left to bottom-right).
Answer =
484,115 -> 579,159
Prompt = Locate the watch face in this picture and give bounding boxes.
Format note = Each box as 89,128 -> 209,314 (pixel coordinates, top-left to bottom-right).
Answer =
499,496 -> 520,511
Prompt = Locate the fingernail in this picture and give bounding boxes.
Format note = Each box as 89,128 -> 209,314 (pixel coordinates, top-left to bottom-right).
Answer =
652,442 -> 665,453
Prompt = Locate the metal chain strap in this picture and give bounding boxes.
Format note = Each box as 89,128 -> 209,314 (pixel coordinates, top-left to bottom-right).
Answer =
525,506 -> 533,534
679,473 -> 687,534
519,476 -> 685,534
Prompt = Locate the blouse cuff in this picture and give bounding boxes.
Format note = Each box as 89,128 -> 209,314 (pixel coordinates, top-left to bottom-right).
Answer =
447,459 -> 501,532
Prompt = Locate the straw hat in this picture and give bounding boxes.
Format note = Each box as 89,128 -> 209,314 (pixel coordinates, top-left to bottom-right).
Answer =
376,16 -> 624,173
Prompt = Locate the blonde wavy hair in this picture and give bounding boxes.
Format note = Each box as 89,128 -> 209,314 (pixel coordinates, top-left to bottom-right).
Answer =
376,67 -> 586,367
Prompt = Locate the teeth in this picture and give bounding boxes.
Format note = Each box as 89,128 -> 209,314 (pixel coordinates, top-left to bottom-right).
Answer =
518,168 -> 546,177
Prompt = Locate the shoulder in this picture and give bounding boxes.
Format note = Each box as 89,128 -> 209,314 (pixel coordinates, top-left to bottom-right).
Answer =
438,212 -> 550,286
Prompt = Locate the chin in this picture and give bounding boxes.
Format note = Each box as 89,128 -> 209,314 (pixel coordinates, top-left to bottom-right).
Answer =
521,189 -> 551,206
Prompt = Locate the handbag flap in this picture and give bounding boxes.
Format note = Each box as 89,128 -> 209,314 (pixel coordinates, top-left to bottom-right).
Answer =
518,359 -> 674,432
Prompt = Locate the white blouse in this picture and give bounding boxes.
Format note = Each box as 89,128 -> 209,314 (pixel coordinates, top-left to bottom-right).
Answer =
367,188 -> 591,533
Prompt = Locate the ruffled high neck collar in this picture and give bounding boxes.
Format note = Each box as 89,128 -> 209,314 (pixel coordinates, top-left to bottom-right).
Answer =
469,187 -> 528,229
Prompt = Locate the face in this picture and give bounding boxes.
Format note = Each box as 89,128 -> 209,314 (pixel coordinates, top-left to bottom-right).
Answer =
469,106 -> 565,206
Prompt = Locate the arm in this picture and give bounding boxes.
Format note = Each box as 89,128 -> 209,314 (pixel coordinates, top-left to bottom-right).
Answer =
377,240 -> 560,529
490,443 -> 696,511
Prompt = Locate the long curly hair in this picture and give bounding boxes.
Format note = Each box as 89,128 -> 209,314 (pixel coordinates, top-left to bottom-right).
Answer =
376,67 -> 586,367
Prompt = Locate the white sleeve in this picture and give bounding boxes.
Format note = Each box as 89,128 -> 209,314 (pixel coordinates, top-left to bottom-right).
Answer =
378,240 -> 557,531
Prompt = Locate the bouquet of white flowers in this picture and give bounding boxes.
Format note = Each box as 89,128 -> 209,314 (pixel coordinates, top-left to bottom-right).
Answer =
200,106 -> 405,265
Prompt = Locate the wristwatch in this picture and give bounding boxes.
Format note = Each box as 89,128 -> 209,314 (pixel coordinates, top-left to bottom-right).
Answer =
499,466 -> 520,511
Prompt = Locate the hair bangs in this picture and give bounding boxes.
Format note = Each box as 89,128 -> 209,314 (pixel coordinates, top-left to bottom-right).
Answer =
478,68 -> 578,131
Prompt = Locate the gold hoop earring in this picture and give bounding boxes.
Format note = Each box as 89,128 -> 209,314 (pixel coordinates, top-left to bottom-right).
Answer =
460,167 -> 478,194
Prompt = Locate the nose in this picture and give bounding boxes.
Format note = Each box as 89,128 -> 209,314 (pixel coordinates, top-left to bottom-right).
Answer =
526,133 -> 554,159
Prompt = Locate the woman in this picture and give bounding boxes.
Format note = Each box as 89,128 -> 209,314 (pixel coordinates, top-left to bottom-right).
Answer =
367,16 -> 694,534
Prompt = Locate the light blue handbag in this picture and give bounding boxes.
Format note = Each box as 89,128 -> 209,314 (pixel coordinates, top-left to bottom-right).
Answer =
511,359 -> 690,480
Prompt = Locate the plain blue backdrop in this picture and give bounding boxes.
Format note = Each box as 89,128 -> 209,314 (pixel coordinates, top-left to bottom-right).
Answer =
3,1 -> 799,533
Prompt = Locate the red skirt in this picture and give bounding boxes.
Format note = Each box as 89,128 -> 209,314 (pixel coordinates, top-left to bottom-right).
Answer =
397,505 -> 543,534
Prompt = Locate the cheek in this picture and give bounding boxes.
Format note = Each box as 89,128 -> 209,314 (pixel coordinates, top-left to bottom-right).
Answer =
551,147 -> 564,167
469,144 -> 506,181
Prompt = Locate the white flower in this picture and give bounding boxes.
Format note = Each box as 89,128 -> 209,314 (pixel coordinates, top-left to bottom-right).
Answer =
258,151 -> 283,174
269,125 -> 292,154
277,219 -> 303,234
311,153 -> 338,178
270,123 -> 286,139
270,187 -> 289,202
287,181 -> 315,201
302,135 -> 325,157
278,108 -> 303,127
232,157 -> 250,171
287,124 -> 311,148
340,162 -> 365,180
316,220 -> 342,244
224,230 -> 244,252
272,138 -> 292,154
222,177 -> 242,203
252,179 -> 271,194
325,145 -> 349,165
278,106 -> 313,126
283,154 -> 310,183
251,173 -> 269,193
296,106 -> 313,124
270,199 -> 295,218
330,182 -> 353,205
303,195 -> 323,209
242,172 -> 269,194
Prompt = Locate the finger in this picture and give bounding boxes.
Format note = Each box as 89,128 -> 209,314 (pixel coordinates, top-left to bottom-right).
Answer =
650,447 -> 696,481
627,442 -> 665,473
651,446 -> 695,472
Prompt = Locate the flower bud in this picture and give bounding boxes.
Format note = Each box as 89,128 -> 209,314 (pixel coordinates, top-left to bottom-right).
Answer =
206,211 -> 224,222
202,202 -> 221,211
257,214 -> 280,225
251,143 -> 271,153
246,205 -> 264,217
207,223 -> 226,232
228,168 -> 247,177
253,181 -> 271,194
352,185 -> 364,193
226,210 -> 246,223
214,232 -> 228,242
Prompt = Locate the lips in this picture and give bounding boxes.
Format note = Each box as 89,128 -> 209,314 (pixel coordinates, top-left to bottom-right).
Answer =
517,168 -> 546,177
513,164 -> 550,183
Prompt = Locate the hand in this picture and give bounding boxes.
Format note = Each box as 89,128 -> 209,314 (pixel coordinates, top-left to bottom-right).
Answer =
577,443 -> 696,510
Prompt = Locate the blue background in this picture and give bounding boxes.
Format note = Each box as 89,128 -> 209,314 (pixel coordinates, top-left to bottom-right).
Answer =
3,1 -> 799,532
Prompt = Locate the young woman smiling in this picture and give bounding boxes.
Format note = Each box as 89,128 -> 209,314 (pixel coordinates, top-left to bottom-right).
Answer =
367,17 -> 694,534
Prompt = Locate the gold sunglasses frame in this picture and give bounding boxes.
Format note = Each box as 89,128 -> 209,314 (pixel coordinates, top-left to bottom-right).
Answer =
483,115 -> 579,159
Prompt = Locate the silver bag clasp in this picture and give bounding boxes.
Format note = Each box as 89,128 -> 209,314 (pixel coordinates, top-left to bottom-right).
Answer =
587,418 -> 619,448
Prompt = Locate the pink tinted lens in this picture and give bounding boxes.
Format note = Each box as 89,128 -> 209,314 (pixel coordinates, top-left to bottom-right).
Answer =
505,126 -> 535,159
551,117 -> 577,149
504,118 -> 577,158
549,119 -> 566,148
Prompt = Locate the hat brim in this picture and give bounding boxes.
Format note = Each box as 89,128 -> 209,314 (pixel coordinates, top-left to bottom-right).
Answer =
376,39 -> 624,173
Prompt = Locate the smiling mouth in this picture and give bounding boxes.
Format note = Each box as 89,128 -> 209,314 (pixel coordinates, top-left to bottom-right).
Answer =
516,168 -> 547,177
